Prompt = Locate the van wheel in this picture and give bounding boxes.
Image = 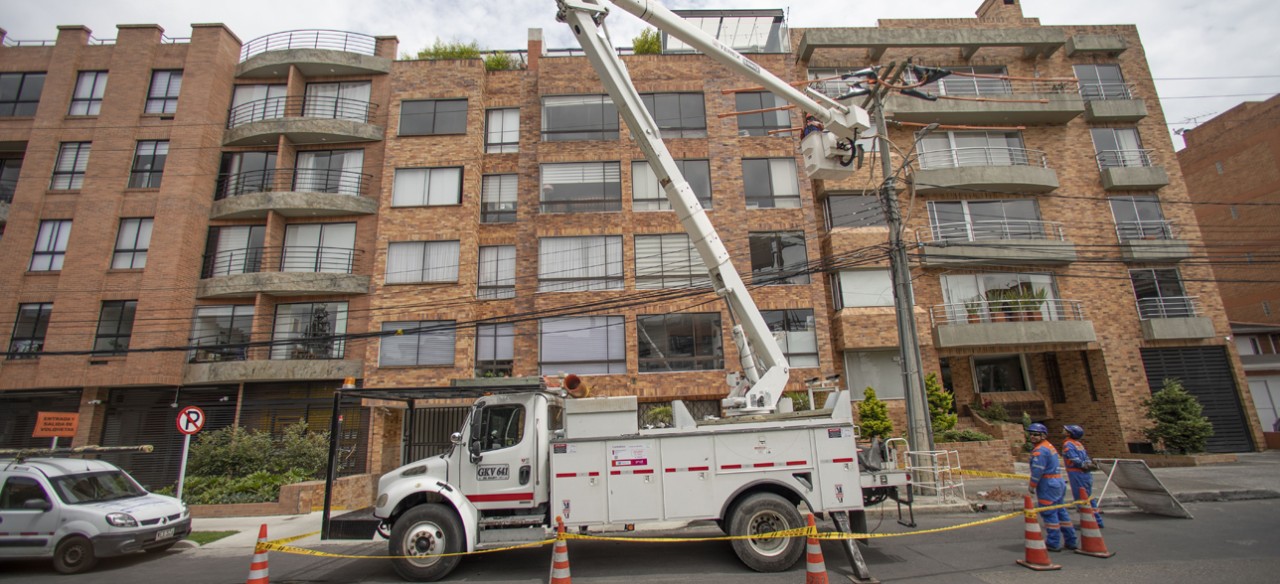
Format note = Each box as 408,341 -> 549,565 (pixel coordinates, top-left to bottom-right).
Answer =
728,493 -> 805,572
53,535 -> 98,574
390,504 -> 464,581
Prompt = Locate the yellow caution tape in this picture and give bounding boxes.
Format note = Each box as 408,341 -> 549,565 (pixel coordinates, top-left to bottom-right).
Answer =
268,531 -> 320,546
957,469 -> 1033,480
257,538 -> 555,559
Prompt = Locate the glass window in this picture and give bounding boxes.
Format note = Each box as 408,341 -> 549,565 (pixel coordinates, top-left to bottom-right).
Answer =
295,149 -> 364,195
916,131 -> 1025,169
8,302 -> 53,359
0,72 -> 46,117
917,66 -> 1009,97
749,231 -> 809,285
399,98 -> 467,135
304,81 -> 372,121
476,404 -> 525,452
283,223 -> 356,273
1130,268 -> 1193,319
272,302 -> 348,360
844,350 -> 904,399
50,142 -> 91,190
664,11 -> 788,54
742,158 -> 800,208
476,323 -> 515,377
1110,194 -> 1170,241
392,167 -> 462,206
69,71 -> 107,115
542,95 -> 618,141
481,174 -> 517,223
940,272 -> 1058,324
478,245 -> 516,299
385,240 -> 460,284
1091,128 -> 1147,167
1074,64 -> 1129,101
128,141 -> 168,188
539,316 -> 625,375
538,236 -> 623,292
540,162 -> 621,213
229,84 -> 287,126
217,151 -> 277,199
635,234 -> 710,289
30,219 -> 71,271
640,93 -> 706,138
204,225 -> 266,277
188,305 -> 253,363
112,218 -> 153,269
763,309 -> 817,367
637,313 -> 723,372
49,471 -> 144,505
834,269 -> 893,309
826,194 -> 884,229
927,199 -> 1041,242
735,91 -> 792,137
485,108 -> 519,153
145,70 -> 182,114
0,476 -> 50,509
974,355 -> 1028,393
632,159 -> 711,211
1,157 -> 21,204
93,300 -> 137,355
380,321 -> 456,367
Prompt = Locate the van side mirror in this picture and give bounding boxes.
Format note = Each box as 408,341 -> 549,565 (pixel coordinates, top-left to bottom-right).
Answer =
23,499 -> 52,512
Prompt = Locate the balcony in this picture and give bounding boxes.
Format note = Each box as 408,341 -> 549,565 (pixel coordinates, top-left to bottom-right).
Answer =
1080,82 -> 1147,122
930,299 -> 1096,349
196,246 -> 370,298
797,27 -> 1066,62
237,30 -> 391,78
1137,296 -> 1215,341
885,78 -> 1084,125
183,345 -> 363,384
223,96 -> 383,146
1115,220 -> 1191,262
916,220 -> 1077,266
1096,150 -> 1169,191
913,147 -> 1059,194
210,169 -> 378,219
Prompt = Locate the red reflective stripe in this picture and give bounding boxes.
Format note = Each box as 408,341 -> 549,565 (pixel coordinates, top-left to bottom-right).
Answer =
689,466 -> 709,472
467,492 -> 534,503
665,468 -> 678,473
1067,468 -> 1086,473
786,460 -> 807,466
634,469 -> 654,475
753,462 -> 775,468
721,464 -> 742,470
610,470 -> 621,475
555,473 -> 576,478
1042,473 -> 1061,478
588,472 -> 600,477
832,457 -> 854,464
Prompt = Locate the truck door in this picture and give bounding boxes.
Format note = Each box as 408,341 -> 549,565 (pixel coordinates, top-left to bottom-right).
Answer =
0,474 -> 60,557
459,401 -> 538,511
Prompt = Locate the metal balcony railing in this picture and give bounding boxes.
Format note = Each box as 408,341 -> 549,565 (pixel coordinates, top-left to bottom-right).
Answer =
1137,296 -> 1202,320
916,146 -> 1049,170
1115,220 -> 1176,242
227,95 -> 379,128
1096,149 -> 1155,170
0,177 -> 16,204
930,298 -> 1087,327
919,77 -> 1080,98
240,30 -> 377,62
919,219 -> 1067,244
188,340 -> 249,363
201,245 -> 363,278
1079,81 -> 1137,101
214,168 -> 372,200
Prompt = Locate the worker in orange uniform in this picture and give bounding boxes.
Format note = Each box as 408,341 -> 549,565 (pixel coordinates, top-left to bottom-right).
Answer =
1027,423 -> 1078,551
1062,424 -> 1103,528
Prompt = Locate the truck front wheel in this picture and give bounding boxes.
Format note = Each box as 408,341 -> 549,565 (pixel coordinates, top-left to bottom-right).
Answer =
728,492 -> 805,572
390,504 -> 464,582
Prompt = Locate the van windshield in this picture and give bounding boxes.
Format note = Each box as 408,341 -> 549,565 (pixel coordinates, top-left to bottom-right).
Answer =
50,471 -> 147,505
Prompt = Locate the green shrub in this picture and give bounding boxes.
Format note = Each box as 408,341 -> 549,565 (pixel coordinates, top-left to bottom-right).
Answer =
1143,378 -> 1214,454
785,391 -> 811,411
925,373 -> 956,433
936,429 -> 995,443
484,52 -> 517,71
187,425 -> 272,477
182,421 -> 329,504
642,406 -> 673,428
970,400 -> 1009,422
857,387 -> 893,440
414,39 -> 481,60
181,469 -> 313,505
632,28 -> 661,54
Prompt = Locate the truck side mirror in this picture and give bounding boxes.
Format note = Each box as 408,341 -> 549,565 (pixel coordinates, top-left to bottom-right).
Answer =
450,432 -> 463,446
23,499 -> 52,512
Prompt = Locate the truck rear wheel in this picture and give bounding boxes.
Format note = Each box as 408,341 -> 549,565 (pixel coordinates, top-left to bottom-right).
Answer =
727,492 -> 805,572
390,504 -> 464,582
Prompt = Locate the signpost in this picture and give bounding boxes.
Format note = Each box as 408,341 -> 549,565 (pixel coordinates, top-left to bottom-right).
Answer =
175,406 -> 206,502
33,411 -> 80,449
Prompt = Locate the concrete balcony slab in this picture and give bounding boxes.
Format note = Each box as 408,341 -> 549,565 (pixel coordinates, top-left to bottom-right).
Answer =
196,272 -> 370,299
210,191 -> 379,220
183,358 -> 363,384
934,319 -> 1096,349
914,165 -> 1059,194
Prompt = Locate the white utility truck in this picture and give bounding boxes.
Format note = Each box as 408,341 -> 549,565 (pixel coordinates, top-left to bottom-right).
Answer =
372,1 -> 911,581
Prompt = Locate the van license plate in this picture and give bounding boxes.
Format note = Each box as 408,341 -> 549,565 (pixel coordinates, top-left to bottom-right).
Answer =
156,528 -> 175,541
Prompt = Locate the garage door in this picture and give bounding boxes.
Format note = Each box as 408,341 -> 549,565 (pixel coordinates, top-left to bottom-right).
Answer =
1140,347 -> 1254,452
0,390 -> 82,449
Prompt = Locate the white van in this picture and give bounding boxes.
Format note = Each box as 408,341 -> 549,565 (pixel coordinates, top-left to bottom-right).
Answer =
0,457 -> 190,574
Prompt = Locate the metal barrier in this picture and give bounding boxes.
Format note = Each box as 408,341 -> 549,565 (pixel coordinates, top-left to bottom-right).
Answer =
215,168 -> 372,200
1079,81 -> 1137,101
1096,149 -> 1156,170
240,30 -> 377,61
916,147 -> 1049,170
1115,219 -> 1176,242
201,245 -> 363,278
930,298 -> 1088,327
1136,296 -> 1202,320
919,219 -> 1066,244
227,95 -> 379,128
907,449 -> 966,502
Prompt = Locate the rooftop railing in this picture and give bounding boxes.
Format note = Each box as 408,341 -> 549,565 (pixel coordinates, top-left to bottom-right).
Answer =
240,30 -> 377,62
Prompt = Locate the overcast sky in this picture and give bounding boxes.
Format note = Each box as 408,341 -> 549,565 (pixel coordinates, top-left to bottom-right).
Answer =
3,0 -> 1277,149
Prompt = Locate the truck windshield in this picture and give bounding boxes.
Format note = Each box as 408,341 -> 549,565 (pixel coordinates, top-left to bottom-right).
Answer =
50,470 -> 147,505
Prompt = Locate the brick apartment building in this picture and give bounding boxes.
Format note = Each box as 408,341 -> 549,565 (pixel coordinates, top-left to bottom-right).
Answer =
0,0 -> 1264,488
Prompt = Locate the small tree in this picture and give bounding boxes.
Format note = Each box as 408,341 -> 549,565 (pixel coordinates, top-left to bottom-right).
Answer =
632,28 -> 661,54
925,373 -> 956,433
415,39 -> 481,60
858,387 -> 894,440
1143,378 -> 1214,454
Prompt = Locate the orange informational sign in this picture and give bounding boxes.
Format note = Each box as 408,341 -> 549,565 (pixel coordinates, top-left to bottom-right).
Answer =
33,412 -> 80,438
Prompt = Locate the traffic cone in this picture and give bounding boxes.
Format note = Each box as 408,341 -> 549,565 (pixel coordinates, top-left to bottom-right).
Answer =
804,514 -> 829,584
1074,488 -> 1115,558
246,523 -> 270,584
550,516 -> 571,584
1015,495 -> 1062,571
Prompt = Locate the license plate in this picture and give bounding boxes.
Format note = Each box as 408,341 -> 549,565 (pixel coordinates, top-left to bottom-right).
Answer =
156,528 -> 175,541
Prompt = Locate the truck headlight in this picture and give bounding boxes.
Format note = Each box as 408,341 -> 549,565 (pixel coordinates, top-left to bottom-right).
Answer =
106,513 -> 138,528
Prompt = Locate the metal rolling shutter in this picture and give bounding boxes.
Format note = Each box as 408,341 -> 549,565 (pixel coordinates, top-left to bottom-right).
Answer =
99,387 -> 238,490
405,407 -> 469,463
1139,347 -> 1255,453
0,390 -> 82,449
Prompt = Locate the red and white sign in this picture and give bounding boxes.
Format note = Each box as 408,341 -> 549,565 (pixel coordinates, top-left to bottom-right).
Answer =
176,406 -> 206,435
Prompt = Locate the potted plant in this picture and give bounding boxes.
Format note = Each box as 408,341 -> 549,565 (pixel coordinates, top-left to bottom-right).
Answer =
985,289 -> 1012,322
965,298 -> 984,324
1023,287 -> 1048,321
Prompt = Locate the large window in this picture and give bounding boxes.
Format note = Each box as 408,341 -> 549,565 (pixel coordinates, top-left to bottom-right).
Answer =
481,174 -> 517,223
476,323 -> 514,377
295,149 -> 364,195
844,351 -> 904,399
735,91 -> 791,137
833,269 -> 893,309
542,95 -> 618,141
50,142 -> 90,190
30,219 -> 71,271
69,71 -> 107,115
400,99 -> 467,135
538,236 -> 623,292
916,131 -> 1026,169
305,81 -> 372,121
8,302 -> 52,359
1091,128 -> 1148,168
229,84 -> 287,126
283,223 -> 356,273
632,160 -> 711,211
380,321 -> 456,367
742,159 -> 800,208
392,167 -> 462,206
637,313 -> 723,372
1130,268 -> 1194,319
204,225 -> 265,277
763,309 -> 817,368
917,66 -> 1009,97
217,151 -> 277,198
145,70 -> 182,114
478,245 -> 516,299
539,316 -> 625,375
1110,194 -> 1171,241
749,231 -> 809,285
927,199 -> 1041,242
385,240 -> 460,284
272,302 -> 348,360
112,218 -> 153,269
128,141 -> 168,188
93,300 -> 137,355
1074,64 -> 1130,101
540,162 -> 621,213
1,158 -> 21,203
974,355 -> 1029,393
485,108 -> 519,153
635,234 -> 710,289
940,272 -> 1058,323
188,305 -> 253,363
0,72 -> 45,117
826,194 -> 884,229
640,93 -> 706,138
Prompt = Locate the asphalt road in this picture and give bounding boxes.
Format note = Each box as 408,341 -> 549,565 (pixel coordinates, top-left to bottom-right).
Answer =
3,499 -> 1277,583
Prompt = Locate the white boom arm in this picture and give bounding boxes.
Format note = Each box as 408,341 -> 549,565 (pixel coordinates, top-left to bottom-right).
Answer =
555,0 -> 870,415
